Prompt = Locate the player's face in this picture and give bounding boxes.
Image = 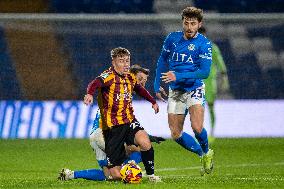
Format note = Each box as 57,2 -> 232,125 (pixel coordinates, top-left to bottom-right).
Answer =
135,72 -> 148,87
112,55 -> 130,75
182,17 -> 201,39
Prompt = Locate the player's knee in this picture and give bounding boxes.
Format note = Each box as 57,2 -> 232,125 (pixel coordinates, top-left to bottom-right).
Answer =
171,130 -> 182,140
135,130 -> 151,150
193,126 -> 203,134
139,140 -> 152,151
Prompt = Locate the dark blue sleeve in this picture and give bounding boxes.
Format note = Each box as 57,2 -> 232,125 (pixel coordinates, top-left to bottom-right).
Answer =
154,33 -> 172,93
175,41 -> 212,80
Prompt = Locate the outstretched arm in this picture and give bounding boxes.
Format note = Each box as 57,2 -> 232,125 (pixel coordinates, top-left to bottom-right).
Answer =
154,33 -> 172,101
84,78 -> 103,105
134,84 -> 159,114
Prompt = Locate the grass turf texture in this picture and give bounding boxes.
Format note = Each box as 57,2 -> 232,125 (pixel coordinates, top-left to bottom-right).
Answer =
0,138 -> 283,189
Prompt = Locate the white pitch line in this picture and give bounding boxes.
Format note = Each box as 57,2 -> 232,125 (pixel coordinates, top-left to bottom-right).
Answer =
156,162 -> 284,172
233,177 -> 284,181
160,175 -> 284,181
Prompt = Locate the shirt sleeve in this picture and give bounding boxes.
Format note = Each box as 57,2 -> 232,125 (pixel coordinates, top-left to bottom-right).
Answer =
134,84 -> 156,105
175,40 -> 212,80
87,71 -> 114,95
154,33 -> 173,93
87,78 -> 103,96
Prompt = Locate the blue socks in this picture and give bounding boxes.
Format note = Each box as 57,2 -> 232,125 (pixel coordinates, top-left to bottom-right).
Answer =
175,132 -> 203,156
125,151 -> 142,164
74,169 -> 106,181
194,128 -> 209,154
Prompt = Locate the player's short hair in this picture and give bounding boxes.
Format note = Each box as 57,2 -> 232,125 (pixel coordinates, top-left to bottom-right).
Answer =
111,47 -> 131,59
198,26 -> 206,34
181,7 -> 203,22
130,64 -> 149,75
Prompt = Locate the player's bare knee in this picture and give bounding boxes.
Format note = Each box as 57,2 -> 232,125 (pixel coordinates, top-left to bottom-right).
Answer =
192,125 -> 203,134
139,141 -> 151,151
135,130 -> 151,150
171,130 -> 182,140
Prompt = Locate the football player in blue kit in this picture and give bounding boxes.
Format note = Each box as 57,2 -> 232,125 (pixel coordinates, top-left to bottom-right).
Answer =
154,6 -> 214,176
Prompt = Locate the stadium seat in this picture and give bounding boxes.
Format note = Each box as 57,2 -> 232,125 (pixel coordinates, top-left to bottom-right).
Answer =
252,37 -> 273,52
226,24 -> 247,37
230,37 -> 253,57
50,0 -> 154,13
229,52 -> 265,99
0,27 -> 22,99
0,54 -> 22,99
279,51 -> 284,70
56,21 -> 165,97
206,23 -> 228,40
256,51 -> 278,71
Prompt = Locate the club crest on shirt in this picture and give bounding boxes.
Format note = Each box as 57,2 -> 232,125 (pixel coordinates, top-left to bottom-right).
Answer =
100,73 -> 109,79
188,44 -> 195,51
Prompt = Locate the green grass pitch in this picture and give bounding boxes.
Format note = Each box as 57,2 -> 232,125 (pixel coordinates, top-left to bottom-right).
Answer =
0,138 -> 284,189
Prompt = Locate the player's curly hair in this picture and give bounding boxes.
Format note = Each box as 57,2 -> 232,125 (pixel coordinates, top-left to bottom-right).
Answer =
181,7 -> 203,22
130,64 -> 149,75
111,47 -> 131,59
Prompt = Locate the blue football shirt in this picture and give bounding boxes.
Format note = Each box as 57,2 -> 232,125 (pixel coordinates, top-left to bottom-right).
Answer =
154,31 -> 212,92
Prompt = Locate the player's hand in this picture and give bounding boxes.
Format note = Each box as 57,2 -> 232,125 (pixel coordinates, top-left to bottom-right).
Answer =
152,103 -> 159,114
155,87 -> 167,102
161,71 -> 176,83
84,94 -> 93,105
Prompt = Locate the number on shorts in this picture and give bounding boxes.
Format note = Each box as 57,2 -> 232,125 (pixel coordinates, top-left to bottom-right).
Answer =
191,89 -> 203,98
130,121 -> 141,129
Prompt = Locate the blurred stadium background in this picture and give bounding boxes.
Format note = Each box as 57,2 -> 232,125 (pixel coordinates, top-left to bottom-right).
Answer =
0,0 -> 283,139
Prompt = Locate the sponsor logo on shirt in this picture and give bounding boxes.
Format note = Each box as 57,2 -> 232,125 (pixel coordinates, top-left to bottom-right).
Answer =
188,44 -> 195,51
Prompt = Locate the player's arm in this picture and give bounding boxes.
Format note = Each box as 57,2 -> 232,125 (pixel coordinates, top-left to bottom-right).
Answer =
213,44 -> 226,74
176,42 -> 212,80
162,41 -> 212,83
213,44 -> 230,90
154,33 -> 172,101
134,84 -> 159,114
84,78 -> 103,105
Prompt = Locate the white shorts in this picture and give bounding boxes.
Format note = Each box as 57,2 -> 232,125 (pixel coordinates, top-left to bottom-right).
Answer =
167,85 -> 206,114
89,128 -> 106,161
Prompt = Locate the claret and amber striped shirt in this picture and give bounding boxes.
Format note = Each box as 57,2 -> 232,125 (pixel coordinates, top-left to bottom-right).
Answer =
87,67 -> 156,130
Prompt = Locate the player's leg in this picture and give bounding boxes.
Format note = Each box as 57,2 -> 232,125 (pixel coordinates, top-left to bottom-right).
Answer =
190,104 -> 214,175
188,86 -> 214,175
58,142 -> 108,181
103,124 -> 129,180
190,104 -> 208,153
168,89 -> 203,156
207,101 -> 215,141
124,145 -> 142,164
73,169 -> 106,181
205,80 -> 217,140
168,113 -> 203,156
124,134 -> 165,165
89,127 -> 105,151
148,135 -> 166,144
58,168 -> 106,181
129,120 -> 161,182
